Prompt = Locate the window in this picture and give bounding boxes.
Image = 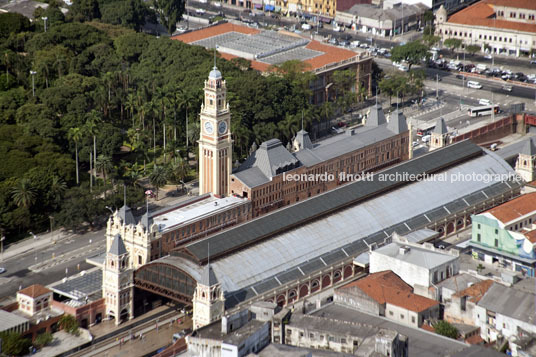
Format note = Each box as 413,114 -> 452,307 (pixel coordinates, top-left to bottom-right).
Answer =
478,224 -> 481,229
477,233 -> 481,242
495,239 -> 498,247
286,329 -> 292,335
389,310 -> 393,316
309,333 -> 314,339
495,229 -> 498,234
412,316 -> 415,323
400,314 -> 404,319
341,338 -> 347,344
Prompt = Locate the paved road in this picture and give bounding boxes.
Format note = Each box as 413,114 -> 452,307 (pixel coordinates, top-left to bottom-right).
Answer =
0,229 -> 106,301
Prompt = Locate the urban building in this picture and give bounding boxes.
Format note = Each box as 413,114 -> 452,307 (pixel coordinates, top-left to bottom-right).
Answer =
476,283 -> 536,342
335,2 -> 428,36
435,0 -> 536,57
369,235 -> 460,298
443,279 -> 494,326
435,272 -> 482,303
0,309 -> 29,334
231,107 -> 411,217
334,271 -> 440,327
429,117 -> 449,151
173,22 -> 373,104
469,192 -> 536,276
377,0 -> 472,12
16,284 -> 53,317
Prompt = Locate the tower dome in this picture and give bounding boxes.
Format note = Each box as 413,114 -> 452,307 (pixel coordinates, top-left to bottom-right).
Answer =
209,66 -> 222,79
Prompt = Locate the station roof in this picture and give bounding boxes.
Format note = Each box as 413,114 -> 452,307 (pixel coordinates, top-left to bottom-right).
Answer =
371,241 -> 458,270
182,140 -> 483,263
49,268 -> 102,301
164,142 -> 520,309
0,310 -> 29,333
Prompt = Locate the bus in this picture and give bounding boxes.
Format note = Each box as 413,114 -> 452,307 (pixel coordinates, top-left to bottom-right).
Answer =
416,122 -> 436,136
468,105 -> 499,117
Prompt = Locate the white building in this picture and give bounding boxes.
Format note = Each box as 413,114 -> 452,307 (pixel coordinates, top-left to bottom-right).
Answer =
436,0 -> 536,57
476,283 -> 536,343
369,235 -> 460,298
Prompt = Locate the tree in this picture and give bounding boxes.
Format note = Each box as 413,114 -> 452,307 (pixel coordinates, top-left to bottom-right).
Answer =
423,10 -> 434,27
34,332 -> 53,348
153,0 -> 185,34
390,41 -> 430,70
0,13 -> 31,38
101,0 -> 148,31
95,154 -> 113,186
466,45 -> 480,56
0,331 -> 32,356
149,165 -> 168,200
68,127 -> 83,184
444,38 -> 463,53
59,314 -> 80,335
434,321 -> 458,339
71,0 -> 101,21
11,178 -> 37,209
422,34 -> 440,48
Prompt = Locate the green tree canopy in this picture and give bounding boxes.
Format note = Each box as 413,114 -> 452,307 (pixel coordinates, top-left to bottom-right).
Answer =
444,38 -> 463,52
434,321 -> 459,339
0,331 -> 32,356
0,13 -> 31,38
153,0 -> 185,34
390,40 -> 430,70
466,44 -> 481,56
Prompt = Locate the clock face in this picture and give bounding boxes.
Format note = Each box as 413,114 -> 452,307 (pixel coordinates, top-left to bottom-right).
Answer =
204,121 -> 214,134
218,121 -> 227,135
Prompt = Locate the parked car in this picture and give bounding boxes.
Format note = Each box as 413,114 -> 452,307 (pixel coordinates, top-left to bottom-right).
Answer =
301,23 -> 311,30
530,60 -> 536,64
0,267 -> 5,274
479,98 -> 492,106
467,81 -> 482,89
484,54 -> 493,60
502,84 -> 513,92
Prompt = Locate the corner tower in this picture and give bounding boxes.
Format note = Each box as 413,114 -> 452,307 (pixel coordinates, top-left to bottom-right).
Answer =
198,66 -> 232,197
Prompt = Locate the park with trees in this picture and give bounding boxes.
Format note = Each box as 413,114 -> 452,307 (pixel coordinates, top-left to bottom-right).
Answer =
0,3 -> 359,242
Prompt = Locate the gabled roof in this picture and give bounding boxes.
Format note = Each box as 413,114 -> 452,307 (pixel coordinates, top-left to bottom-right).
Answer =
485,192 -> 536,224
433,117 -> 448,135
477,283 -> 536,325
339,271 -> 439,312
109,234 -> 127,256
524,230 -> 536,243
366,104 -> 387,127
453,279 -> 494,304
117,205 -> 136,226
18,284 -> 51,298
237,139 -> 299,180
520,138 -> 536,156
201,264 -> 219,286
140,211 -> 153,229
387,109 -> 408,134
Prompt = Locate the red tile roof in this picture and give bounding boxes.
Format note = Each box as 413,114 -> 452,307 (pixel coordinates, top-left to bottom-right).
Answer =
485,193 -> 536,223
486,0 -> 536,10
421,324 -> 435,333
336,0 -> 371,12
172,23 -> 359,72
447,1 -> 536,34
171,23 -> 260,44
340,271 -> 439,313
524,230 -> 536,243
18,284 -> 51,298
453,280 -> 494,304
465,334 -> 485,345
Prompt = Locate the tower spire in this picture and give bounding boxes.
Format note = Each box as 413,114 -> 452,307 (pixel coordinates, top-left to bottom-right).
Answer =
213,47 -> 217,69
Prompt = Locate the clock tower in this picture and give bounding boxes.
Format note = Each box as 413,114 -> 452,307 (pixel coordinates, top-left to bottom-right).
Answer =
198,66 -> 232,197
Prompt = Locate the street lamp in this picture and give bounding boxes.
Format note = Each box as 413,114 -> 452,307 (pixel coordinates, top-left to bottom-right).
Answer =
42,17 -> 48,32
105,206 -> 114,214
30,70 -> 36,97
29,232 -> 37,263
1,231 -> 5,263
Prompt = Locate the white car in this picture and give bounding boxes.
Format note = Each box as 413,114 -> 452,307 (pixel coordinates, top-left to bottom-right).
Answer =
479,98 -> 492,106
397,65 -> 409,72
213,1 -> 221,6
0,267 -> 5,274
195,8 -> 205,14
301,23 -> 311,30
484,54 -> 493,60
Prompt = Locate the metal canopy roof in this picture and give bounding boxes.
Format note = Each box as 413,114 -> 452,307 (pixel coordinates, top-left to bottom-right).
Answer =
182,140 -> 483,263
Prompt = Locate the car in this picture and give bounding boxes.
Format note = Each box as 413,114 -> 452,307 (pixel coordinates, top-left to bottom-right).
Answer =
530,60 -> 536,64
455,74 -> 465,79
301,23 -> 311,30
397,65 -> 409,72
467,80 -> 482,89
484,54 -> 493,60
502,84 -> 513,92
479,98 -> 492,106
0,267 -> 5,274
328,38 -> 338,45
195,8 -> 205,14
213,1 -> 221,6
412,141 -> 419,147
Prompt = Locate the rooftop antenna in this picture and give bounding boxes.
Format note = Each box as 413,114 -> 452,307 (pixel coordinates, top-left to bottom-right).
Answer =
123,184 -> 126,207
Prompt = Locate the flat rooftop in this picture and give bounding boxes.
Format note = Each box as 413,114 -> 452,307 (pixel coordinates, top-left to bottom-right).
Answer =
372,241 -> 458,269
222,320 -> 267,346
0,310 -> 29,332
152,194 -> 247,232
49,268 -> 102,301
311,304 -> 467,357
172,22 -> 368,73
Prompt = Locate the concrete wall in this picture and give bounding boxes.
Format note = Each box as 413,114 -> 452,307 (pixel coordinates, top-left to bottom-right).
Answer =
187,336 -> 222,357
444,297 -> 477,326
334,286 -> 381,316
221,322 -> 270,357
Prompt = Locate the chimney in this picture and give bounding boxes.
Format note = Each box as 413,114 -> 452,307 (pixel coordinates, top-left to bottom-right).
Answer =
399,246 -> 411,255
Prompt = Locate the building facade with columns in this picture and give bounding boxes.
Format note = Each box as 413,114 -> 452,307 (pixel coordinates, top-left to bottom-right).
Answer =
435,0 -> 536,57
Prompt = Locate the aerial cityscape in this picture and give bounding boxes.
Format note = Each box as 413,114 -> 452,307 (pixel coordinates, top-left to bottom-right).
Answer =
1,0 -> 536,356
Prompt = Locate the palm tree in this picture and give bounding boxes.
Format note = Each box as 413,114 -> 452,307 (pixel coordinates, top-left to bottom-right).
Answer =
149,165 -> 168,200
126,92 -> 137,127
67,127 -> 83,184
84,110 -> 101,189
12,178 -> 37,209
171,156 -> 189,184
48,175 -> 67,208
95,155 -> 113,186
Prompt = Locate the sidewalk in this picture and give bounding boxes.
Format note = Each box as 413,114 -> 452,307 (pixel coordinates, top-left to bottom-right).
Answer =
2,229 -> 75,262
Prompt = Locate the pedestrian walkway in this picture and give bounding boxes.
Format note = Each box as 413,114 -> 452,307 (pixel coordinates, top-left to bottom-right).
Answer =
2,229 -> 75,263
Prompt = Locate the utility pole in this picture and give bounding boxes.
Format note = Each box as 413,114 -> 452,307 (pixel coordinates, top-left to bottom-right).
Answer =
42,17 -> 48,32
436,74 -> 439,100
30,70 -> 36,97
